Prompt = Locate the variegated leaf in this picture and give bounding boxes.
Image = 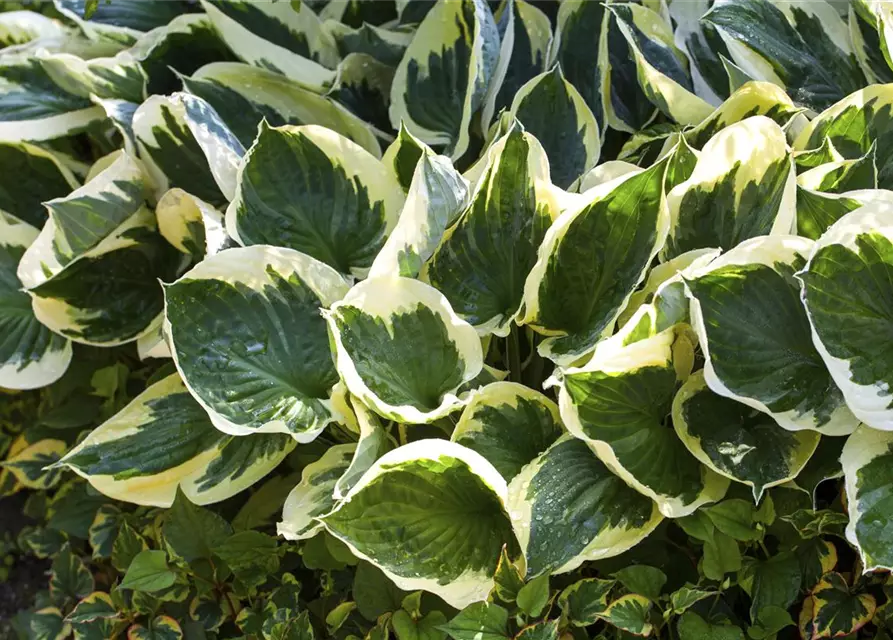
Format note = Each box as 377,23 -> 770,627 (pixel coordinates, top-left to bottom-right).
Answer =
427,125 -> 558,335
686,235 -> 858,434
451,381 -> 563,482
798,201 -> 893,430
664,116 -> 796,259
507,435 -> 662,577
555,327 -> 730,517
226,123 -> 403,277
60,373 -> 294,507
325,276 -> 483,423
389,0 -> 499,160
163,245 -> 349,439
521,156 -> 670,365
321,440 -> 515,609
673,371 -> 820,502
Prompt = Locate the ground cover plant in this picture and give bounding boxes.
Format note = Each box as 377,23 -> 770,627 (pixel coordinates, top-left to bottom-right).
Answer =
4,0 -> 893,638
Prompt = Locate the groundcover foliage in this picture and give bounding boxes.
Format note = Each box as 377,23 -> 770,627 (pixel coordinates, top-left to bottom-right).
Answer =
5,0 -> 893,638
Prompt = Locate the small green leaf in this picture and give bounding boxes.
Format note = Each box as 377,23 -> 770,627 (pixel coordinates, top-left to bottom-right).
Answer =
326,602 -> 356,635
677,611 -> 745,640
353,561 -> 409,621
703,531 -> 742,581
516,574 -> 550,617
438,602 -> 509,640
120,550 -> 177,592
49,543 -> 94,604
213,531 -> 279,589
163,488 -> 232,562
704,500 -> 760,541
613,565 -> 666,603
392,609 -> 448,640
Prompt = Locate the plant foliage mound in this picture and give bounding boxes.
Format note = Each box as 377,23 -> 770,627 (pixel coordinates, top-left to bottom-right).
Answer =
3,0 -> 893,638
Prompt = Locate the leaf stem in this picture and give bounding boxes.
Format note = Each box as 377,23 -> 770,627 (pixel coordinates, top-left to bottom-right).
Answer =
507,326 -> 523,383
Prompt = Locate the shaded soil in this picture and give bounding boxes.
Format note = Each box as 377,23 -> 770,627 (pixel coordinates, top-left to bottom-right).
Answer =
0,492 -> 50,636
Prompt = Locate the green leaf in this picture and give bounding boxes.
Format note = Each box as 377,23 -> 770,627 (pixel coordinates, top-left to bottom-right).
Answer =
321,440 -> 514,609
677,611 -> 744,640
451,382 -> 562,482
745,551 -> 801,622
794,188 -> 887,242
613,565 -> 666,603
798,202 -> 893,429
16,151 -> 181,347
3,438 -> 66,489
703,0 -> 863,113
702,531 -> 742,581
556,328 -> 729,517
508,67 -> 600,190
521,155 -> 671,364
841,425 -> 893,570
55,0 -> 185,33
49,543 -> 94,603
665,116 -> 795,260
0,56 -> 105,143
326,277 -> 483,423
438,602 -> 509,640
37,49 -> 146,102
794,84 -> 893,189
673,371 -> 822,502
353,561 -> 409,621
558,578 -> 614,626
703,499 -> 759,542
130,14 -> 235,96
132,94 -> 228,207
227,123 -> 403,277
552,0 -> 607,129
213,531 -> 279,589
389,0 -> 499,160
21,607 -> 71,640
278,444 -> 354,541
516,573 -> 550,617
164,245 -> 349,438
427,125 -> 557,335
200,0 -> 338,90
609,3 -> 714,126
393,610 -> 448,640
369,147 -> 469,280
233,473 -> 301,531
492,545 -> 524,604
686,235 -> 857,435
61,374 -> 294,506
486,0 -> 551,131
0,141 -> 79,228
797,145 -> 878,194
0,214 -> 72,390
325,601 -> 356,635
507,435 -> 661,577
164,488 -> 232,563
120,550 -> 177,592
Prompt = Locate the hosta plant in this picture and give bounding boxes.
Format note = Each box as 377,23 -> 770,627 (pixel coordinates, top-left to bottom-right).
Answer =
5,0 -> 893,639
